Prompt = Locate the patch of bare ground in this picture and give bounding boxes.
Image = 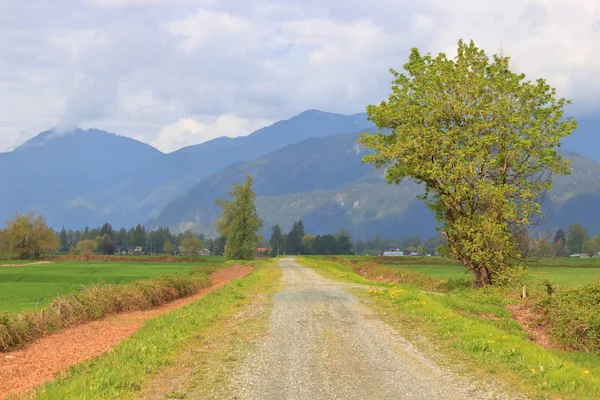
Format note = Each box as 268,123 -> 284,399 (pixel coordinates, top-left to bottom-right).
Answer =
1,261 -> 53,267
0,265 -> 252,400
505,301 -> 556,350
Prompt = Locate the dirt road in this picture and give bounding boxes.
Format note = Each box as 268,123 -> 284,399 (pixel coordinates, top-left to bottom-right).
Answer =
229,258 -> 498,399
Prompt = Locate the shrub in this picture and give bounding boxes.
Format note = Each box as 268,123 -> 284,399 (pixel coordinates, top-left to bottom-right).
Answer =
541,281 -> 600,353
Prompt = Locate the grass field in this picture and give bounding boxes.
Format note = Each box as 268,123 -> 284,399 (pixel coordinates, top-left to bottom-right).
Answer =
0,260 -> 224,314
384,262 -> 600,286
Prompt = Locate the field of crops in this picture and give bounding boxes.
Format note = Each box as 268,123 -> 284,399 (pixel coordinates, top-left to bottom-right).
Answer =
386,263 -> 599,286
0,259 -> 223,314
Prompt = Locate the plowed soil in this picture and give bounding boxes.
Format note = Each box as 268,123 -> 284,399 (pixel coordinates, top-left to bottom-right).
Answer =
0,265 -> 252,399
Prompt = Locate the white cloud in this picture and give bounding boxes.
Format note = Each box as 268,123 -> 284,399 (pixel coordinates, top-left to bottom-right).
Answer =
1,0 -> 599,152
166,10 -> 252,52
150,115 -> 273,153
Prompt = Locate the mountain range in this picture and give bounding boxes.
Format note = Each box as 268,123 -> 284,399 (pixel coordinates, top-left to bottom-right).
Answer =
1,109 -> 599,238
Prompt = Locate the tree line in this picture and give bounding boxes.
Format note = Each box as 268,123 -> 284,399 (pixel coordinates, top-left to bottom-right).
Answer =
531,224 -> 600,257
268,221 -> 353,256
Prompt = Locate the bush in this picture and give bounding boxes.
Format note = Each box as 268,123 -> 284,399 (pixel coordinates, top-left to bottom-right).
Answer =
0,270 -> 211,352
541,281 -> 600,353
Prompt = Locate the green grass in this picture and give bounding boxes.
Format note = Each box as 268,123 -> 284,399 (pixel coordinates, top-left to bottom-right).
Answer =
32,259 -> 278,400
384,262 -> 600,287
301,257 -> 600,399
0,260 -> 222,314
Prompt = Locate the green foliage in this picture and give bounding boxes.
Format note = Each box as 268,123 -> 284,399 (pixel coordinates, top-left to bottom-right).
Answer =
179,237 -> 204,256
6,212 -> 60,259
163,239 -> 174,254
583,235 -> 600,256
360,40 -> 576,287
285,220 -> 305,255
269,225 -> 284,257
77,239 -> 97,255
567,223 -> 589,254
215,175 -> 263,260
541,281 -> 600,353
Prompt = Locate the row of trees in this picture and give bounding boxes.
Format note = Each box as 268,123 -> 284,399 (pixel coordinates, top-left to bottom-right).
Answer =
56,223 -> 218,255
532,224 -> 600,257
0,212 -> 227,259
268,221 -> 353,256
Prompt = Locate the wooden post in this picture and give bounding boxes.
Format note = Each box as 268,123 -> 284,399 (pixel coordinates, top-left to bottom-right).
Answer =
522,285 -> 527,300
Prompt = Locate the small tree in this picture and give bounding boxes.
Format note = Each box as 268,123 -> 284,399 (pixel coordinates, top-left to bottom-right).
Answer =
269,225 -> 284,257
360,40 -> 576,286
6,212 -> 60,259
215,175 -> 263,260
163,239 -> 174,255
77,239 -> 97,255
566,223 -> 589,254
553,229 -> 567,257
180,237 -> 204,256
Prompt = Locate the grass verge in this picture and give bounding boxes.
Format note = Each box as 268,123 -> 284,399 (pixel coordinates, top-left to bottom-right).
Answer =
299,257 -> 600,400
0,265 -> 220,352
29,259 -> 278,399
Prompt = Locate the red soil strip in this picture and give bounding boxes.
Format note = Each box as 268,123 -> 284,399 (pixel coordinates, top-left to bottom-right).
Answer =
505,302 -> 556,350
0,265 -> 252,399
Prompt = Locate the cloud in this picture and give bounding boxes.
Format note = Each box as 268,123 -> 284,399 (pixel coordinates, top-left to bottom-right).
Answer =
0,0 -> 599,152
150,115 -> 273,153
166,9 -> 252,52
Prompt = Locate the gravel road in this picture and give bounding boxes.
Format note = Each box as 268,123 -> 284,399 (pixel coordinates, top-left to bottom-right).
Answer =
228,258 -> 503,400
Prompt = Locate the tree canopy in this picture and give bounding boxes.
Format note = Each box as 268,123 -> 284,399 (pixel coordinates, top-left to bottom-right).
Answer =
6,212 -> 60,259
360,40 -> 577,286
215,175 -> 263,260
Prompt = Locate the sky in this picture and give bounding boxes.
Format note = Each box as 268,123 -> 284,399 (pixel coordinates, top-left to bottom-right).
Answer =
1,0 -> 599,153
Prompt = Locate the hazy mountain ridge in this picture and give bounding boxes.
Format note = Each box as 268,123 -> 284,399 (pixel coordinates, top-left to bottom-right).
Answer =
149,132 -> 600,239
0,111 -> 373,228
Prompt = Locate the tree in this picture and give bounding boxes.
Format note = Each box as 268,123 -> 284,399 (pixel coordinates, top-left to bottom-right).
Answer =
77,239 -> 97,255
269,225 -> 284,257
6,212 -> 60,259
215,175 -> 263,260
131,224 -> 146,247
179,237 -> 204,256
359,40 -> 576,287
582,237 -> 600,257
417,244 -> 425,256
163,239 -> 174,254
301,234 -> 315,255
59,226 -> 69,253
97,234 -> 114,255
567,224 -> 589,254
286,220 -> 305,255
553,228 -> 567,257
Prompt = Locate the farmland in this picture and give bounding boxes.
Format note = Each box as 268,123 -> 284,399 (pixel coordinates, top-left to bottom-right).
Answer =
385,262 -> 600,287
0,259 -> 224,314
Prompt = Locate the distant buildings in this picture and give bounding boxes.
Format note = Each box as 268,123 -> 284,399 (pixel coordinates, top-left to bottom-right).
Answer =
382,251 -> 404,256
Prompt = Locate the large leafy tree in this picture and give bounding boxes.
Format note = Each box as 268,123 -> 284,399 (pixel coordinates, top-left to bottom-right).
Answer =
566,223 -> 589,254
215,175 -> 263,260
6,212 -> 60,259
360,40 -> 576,287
